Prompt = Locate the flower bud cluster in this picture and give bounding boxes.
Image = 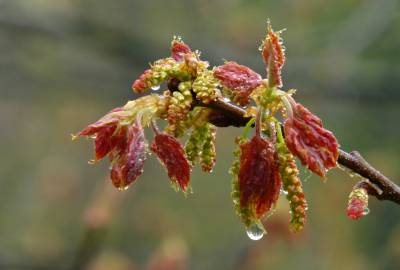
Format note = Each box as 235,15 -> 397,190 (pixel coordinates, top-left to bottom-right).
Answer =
166,81 -> 193,137
132,58 -> 191,93
347,186 -> 369,220
192,69 -> 221,104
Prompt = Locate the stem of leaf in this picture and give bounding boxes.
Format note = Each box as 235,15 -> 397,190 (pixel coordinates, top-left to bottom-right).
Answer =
241,117 -> 256,139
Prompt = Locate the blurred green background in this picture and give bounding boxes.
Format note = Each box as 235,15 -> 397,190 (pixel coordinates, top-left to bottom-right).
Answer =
1,0 -> 399,269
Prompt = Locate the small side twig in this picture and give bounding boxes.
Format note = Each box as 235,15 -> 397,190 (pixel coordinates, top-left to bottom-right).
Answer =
166,77 -> 400,205
196,98 -> 400,205
338,150 -> 400,204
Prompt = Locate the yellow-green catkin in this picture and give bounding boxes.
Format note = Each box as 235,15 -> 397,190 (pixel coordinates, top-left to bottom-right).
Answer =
277,144 -> 308,233
200,124 -> 217,172
133,58 -> 193,94
185,125 -> 209,166
153,58 -> 191,82
166,81 -> 193,137
184,123 -> 216,172
149,58 -> 176,84
192,69 -> 221,104
230,136 -> 252,227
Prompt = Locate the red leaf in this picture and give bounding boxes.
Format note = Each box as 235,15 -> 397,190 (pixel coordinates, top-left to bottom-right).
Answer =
94,124 -> 118,160
347,198 -> 367,220
213,61 -> 262,106
261,26 -> 285,88
126,121 -> 146,181
151,133 -> 191,191
284,102 -> 339,177
238,135 -> 281,219
110,119 -> 146,189
109,126 -> 128,157
171,39 -> 191,62
77,107 -> 123,137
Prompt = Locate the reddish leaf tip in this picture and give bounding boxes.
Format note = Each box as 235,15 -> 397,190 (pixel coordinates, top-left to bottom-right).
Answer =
151,133 -> 191,191
284,102 -> 339,177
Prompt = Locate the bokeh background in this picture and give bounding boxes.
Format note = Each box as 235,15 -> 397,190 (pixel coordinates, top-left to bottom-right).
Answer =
1,0 -> 399,269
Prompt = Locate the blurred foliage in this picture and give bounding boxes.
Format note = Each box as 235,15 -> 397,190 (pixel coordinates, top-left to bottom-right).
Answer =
0,0 -> 399,269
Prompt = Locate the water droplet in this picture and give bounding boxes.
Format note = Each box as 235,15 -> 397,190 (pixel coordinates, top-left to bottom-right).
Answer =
88,159 -> 96,165
118,185 -> 129,191
223,97 -> 231,102
151,85 -> 160,91
363,207 -> 370,216
246,222 -> 265,241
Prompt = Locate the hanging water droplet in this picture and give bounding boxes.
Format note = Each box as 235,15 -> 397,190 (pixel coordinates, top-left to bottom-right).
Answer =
88,159 -> 96,165
280,188 -> 288,195
246,222 -> 265,241
151,85 -> 160,91
117,185 -> 130,191
363,207 -> 370,216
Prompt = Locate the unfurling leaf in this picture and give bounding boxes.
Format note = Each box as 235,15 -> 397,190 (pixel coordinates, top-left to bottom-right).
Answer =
284,102 -> 339,178
94,124 -> 118,160
171,37 -> 192,62
110,118 -> 146,189
151,132 -> 191,191
75,107 -> 123,137
238,134 -> 281,221
213,61 -> 262,106
261,23 -> 285,88
74,107 -> 131,162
